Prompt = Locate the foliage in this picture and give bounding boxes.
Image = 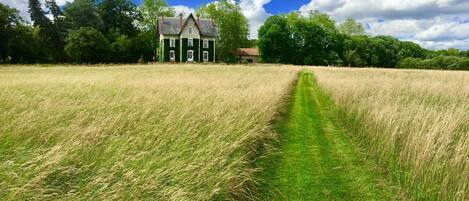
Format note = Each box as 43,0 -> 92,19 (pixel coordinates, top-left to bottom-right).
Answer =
99,0 -> 141,36
339,17 -> 365,36
0,3 -> 21,62
139,0 -> 174,61
65,27 -> 110,63
196,0 -> 250,63
398,56 -> 469,70
63,0 -> 103,30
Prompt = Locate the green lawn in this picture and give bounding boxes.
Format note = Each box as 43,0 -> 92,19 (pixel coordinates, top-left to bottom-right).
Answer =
257,71 -> 403,200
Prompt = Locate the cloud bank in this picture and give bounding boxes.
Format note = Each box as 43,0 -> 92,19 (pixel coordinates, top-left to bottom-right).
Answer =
299,0 -> 469,50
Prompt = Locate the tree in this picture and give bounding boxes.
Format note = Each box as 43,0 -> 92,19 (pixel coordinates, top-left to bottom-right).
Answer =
99,0 -> 141,36
139,0 -> 174,61
0,3 -> 21,62
339,18 -> 364,36
258,15 -> 293,63
64,0 -> 103,30
344,49 -> 362,67
28,0 -> 50,28
398,41 -> 426,60
65,27 -> 110,63
196,0 -> 250,62
307,11 -> 337,32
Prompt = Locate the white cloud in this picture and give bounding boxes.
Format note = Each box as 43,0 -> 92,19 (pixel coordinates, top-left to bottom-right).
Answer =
172,5 -> 195,17
299,0 -> 469,50
239,0 -> 272,39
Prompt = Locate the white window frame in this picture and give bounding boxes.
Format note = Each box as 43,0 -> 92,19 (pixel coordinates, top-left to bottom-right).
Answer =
187,50 -> 194,62
189,26 -> 193,34
169,38 -> 176,48
203,51 -> 209,62
203,39 -> 209,49
188,38 -> 193,47
169,50 -> 175,61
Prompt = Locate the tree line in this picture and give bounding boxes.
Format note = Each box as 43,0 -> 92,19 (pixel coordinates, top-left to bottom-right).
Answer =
0,0 -> 250,64
258,12 -> 469,70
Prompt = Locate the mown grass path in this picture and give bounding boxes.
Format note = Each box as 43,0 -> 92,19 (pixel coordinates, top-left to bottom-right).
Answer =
258,71 -> 401,200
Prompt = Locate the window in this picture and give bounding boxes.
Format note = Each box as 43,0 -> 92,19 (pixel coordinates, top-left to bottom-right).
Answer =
169,38 -> 176,47
189,26 -> 193,34
203,51 -> 209,62
203,39 -> 209,48
169,50 -> 175,61
187,50 -> 194,61
188,38 -> 193,47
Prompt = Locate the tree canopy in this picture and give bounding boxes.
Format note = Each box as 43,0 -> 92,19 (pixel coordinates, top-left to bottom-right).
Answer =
196,0 -> 250,62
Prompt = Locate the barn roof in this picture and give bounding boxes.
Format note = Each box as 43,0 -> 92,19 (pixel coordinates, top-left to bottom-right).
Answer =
235,48 -> 260,56
158,14 -> 216,37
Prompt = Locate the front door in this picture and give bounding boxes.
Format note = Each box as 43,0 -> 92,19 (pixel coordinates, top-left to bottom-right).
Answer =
187,50 -> 194,62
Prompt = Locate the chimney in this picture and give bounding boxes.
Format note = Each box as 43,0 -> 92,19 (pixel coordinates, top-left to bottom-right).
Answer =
197,14 -> 200,26
179,13 -> 183,30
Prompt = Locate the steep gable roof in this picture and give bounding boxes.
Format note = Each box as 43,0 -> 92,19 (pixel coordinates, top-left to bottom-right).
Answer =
158,14 -> 216,37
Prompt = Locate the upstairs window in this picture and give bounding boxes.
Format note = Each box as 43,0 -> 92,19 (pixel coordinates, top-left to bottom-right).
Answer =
170,38 -> 176,47
189,26 -> 193,34
188,38 -> 193,47
203,40 -> 209,48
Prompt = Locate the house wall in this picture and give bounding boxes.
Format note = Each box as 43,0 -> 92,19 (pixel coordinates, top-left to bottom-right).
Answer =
200,37 -> 215,62
180,18 -> 200,39
161,35 -> 180,62
181,38 -> 200,62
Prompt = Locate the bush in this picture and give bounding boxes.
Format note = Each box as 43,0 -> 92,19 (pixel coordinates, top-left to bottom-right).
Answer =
65,27 -> 110,63
398,56 -> 468,70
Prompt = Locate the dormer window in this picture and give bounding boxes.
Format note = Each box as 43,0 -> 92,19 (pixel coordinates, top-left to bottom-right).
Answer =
189,26 -> 193,34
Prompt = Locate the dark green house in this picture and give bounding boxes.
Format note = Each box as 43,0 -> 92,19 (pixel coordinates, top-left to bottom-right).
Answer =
158,14 -> 216,63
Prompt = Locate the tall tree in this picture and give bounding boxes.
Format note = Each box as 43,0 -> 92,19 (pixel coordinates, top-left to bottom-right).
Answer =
99,0 -> 141,36
258,15 -> 293,64
64,0 -> 103,30
196,0 -> 249,62
139,0 -> 174,61
0,3 -> 21,62
28,0 -> 50,28
339,18 -> 365,36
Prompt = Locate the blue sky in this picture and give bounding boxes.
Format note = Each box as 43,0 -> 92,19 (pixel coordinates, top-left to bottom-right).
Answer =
131,0 -> 310,15
1,0 -> 469,50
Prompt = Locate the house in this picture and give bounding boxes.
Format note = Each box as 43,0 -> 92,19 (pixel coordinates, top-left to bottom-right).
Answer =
235,48 -> 259,63
158,14 -> 216,63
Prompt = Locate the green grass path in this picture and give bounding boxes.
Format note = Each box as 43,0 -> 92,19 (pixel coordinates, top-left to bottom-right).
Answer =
258,71 -> 401,200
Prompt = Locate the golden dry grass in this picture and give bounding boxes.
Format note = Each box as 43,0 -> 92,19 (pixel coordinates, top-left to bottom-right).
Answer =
311,67 -> 469,201
0,64 -> 299,200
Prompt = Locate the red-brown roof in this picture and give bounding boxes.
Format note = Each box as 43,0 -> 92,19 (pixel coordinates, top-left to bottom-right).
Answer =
235,48 -> 259,56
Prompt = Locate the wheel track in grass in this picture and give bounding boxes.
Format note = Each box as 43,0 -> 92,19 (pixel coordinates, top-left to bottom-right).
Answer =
257,71 -> 404,200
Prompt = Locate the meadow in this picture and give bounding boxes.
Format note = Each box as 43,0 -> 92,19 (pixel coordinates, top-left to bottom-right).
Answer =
0,65 -> 299,200
312,67 -> 469,200
1,64 -> 468,201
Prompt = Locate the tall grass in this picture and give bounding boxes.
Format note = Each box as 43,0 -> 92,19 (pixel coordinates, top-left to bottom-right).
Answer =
311,67 -> 469,201
0,65 -> 298,200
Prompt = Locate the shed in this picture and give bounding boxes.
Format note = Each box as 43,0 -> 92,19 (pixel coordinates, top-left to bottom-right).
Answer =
235,48 -> 259,63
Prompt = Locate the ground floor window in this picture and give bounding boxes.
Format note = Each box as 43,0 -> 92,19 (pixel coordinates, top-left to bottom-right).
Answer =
203,51 -> 209,62
187,50 -> 194,62
169,50 -> 175,61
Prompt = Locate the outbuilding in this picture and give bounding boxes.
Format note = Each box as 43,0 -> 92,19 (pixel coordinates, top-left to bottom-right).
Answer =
235,48 -> 259,63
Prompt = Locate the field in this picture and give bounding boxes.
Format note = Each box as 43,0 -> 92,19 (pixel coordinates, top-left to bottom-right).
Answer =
0,65 -> 298,200
0,64 -> 468,200
312,67 -> 469,200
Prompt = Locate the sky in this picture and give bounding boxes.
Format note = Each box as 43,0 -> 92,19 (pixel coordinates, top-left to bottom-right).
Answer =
1,0 -> 469,50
